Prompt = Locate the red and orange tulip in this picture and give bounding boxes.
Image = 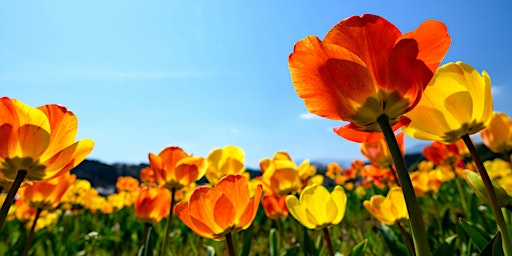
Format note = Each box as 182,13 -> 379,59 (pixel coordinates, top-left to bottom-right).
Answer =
261,194 -> 288,220
361,133 -> 405,168
175,174 -> 262,241
149,146 -> 205,190
288,14 -> 450,142
133,186 -> 172,224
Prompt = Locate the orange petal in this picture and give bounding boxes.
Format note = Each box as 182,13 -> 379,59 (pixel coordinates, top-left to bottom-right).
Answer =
401,20 -> 451,73
289,36 -> 374,121
214,174 -> 250,216
238,184 -> 262,229
37,104 -> 78,158
159,146 -> 188,170
38,138 -> 94,181
18,124 -> 50,159
213,193 -> 236,231
324,14 -> 401,87
333,117 -> 409,143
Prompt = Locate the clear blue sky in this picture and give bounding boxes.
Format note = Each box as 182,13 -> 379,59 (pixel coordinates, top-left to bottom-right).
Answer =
2,1 -> 511,168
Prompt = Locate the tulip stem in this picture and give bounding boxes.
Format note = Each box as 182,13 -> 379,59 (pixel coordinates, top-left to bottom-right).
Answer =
0,169 -> 27,229
377,114 -> 429,256
23,207 -> 42,256
397,222 -> 415,256
160,187 -> 176,256
225,233 -> 236,256
455,177 -> 469,217
322,227 -> 335,256
462,134 -> 512,255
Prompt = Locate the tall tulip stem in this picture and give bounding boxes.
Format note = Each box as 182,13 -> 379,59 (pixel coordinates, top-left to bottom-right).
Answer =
23,207 -> 42,256
225,233 -> 236,256
462,134 -> 512,255
0,170 -> 27,229
377,114 -> 429,256
322,227 -> 335,256
397,222 -> 415,256
160,187 -> 176,256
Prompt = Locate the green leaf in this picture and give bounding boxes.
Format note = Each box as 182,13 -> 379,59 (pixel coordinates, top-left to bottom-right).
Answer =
240,227 -> 254,256
269,228 -> 278,256
480,232 -> 504,256
302,226 -> 318,256
432,235 -> 457,256
459,218 -> 490,251
349,239 -> 368,256
379,225 -> 409,256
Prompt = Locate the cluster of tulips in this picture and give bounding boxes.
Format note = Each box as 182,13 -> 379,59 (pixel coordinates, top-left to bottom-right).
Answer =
1,13 -> 512,255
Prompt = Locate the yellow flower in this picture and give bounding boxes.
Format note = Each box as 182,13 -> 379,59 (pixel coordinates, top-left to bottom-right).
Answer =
0,97 -> 94,182
363,186 -> 409,225
297,159 -> 316,181
205,145 -> 246,185
286,185 -> 346,229
403,62 -> 493,143
480,112 -> 512,154
259,151 -> 302,196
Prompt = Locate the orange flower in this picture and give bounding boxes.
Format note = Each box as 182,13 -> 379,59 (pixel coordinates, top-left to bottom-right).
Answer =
133,186 -> 171,224
22,172 -> 76,210
360,164 -> 395,188
262,194 -> 288,220
139,167 -> 156,186
288,14 -> 450,142
361,132 -> 405,168
116,176 -> 139,192
175,174 -> 262,241
149,146 -> 205,190
423,141 -> 460,166
0,97 -> 94,181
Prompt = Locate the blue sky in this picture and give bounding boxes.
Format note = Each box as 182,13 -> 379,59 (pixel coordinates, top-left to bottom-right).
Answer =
2,1 -> 511,168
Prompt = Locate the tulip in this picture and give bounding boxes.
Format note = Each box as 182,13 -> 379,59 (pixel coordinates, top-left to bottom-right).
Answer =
205,145 -> 246,185
22,172 -> 76,210
175,174 -> 262,256
286,184 -> 346,230
480,112 -> 512,154
0,97 -> 94,228
133,186 -> 171,224
262,194 -> 288,220
259,151 -> 302,196
116,176 -> 139,192
149,146 -> 205,191
361,133 -> 405,168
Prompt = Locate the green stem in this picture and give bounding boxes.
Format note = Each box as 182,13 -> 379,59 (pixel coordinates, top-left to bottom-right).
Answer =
389,165 -> 401,187
322,227 -> 335,256
23,207 -> 42,256
455,177 -> 469,218
225,233 -> 236,256
0,170 -> 27,229
159,187 -> 176,256
462,134 -> 512,255
397,222 -> 415,256
377,115 -> 429,256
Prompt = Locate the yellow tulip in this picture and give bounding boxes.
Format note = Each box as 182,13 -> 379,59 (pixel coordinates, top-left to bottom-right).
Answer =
259,151 -> 302,196
363,186 -> 409,225
205,145 -> 246,185
403,62 -> 493,143
286,185 -> 346,229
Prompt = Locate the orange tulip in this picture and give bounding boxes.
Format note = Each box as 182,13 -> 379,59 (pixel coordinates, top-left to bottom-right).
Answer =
149,146 -> 205,190
363,186 -> 409,225
0,97 -> 94,182
133,186 -> 171,224
361,132 -> 405,168
288,14 -> 450,142
262,194 -> 288,220
423,141 -> 461,166
22,172 -> 76,210
139,167 -> 157,186
116,176 -> 139,192
175,174 -> 262,241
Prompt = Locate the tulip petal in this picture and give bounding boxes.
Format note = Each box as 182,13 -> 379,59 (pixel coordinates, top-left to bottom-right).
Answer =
286,195 -> 315,229
38,138 -> 94,181
213,193 -> 236,231
37,105 -> 78,159
215,174 -> 251,219
330,186 -> 347,225
238,184 -> 262,229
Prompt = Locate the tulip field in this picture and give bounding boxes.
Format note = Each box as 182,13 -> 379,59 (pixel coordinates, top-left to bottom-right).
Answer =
2,13 -> 512,256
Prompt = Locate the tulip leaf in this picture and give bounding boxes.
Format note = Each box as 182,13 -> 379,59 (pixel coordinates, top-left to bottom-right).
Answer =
432,234 -> 457,256
240,226 -> 254,256
379,225 -> 409,255
480,232 -> 504,256
349,239 -> 368,256
302,226 -> 319,256
269,228 -> 278,256
459,218 -> 490,251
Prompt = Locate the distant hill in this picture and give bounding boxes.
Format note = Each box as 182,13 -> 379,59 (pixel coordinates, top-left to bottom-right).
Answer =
71,143 -> 503,194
